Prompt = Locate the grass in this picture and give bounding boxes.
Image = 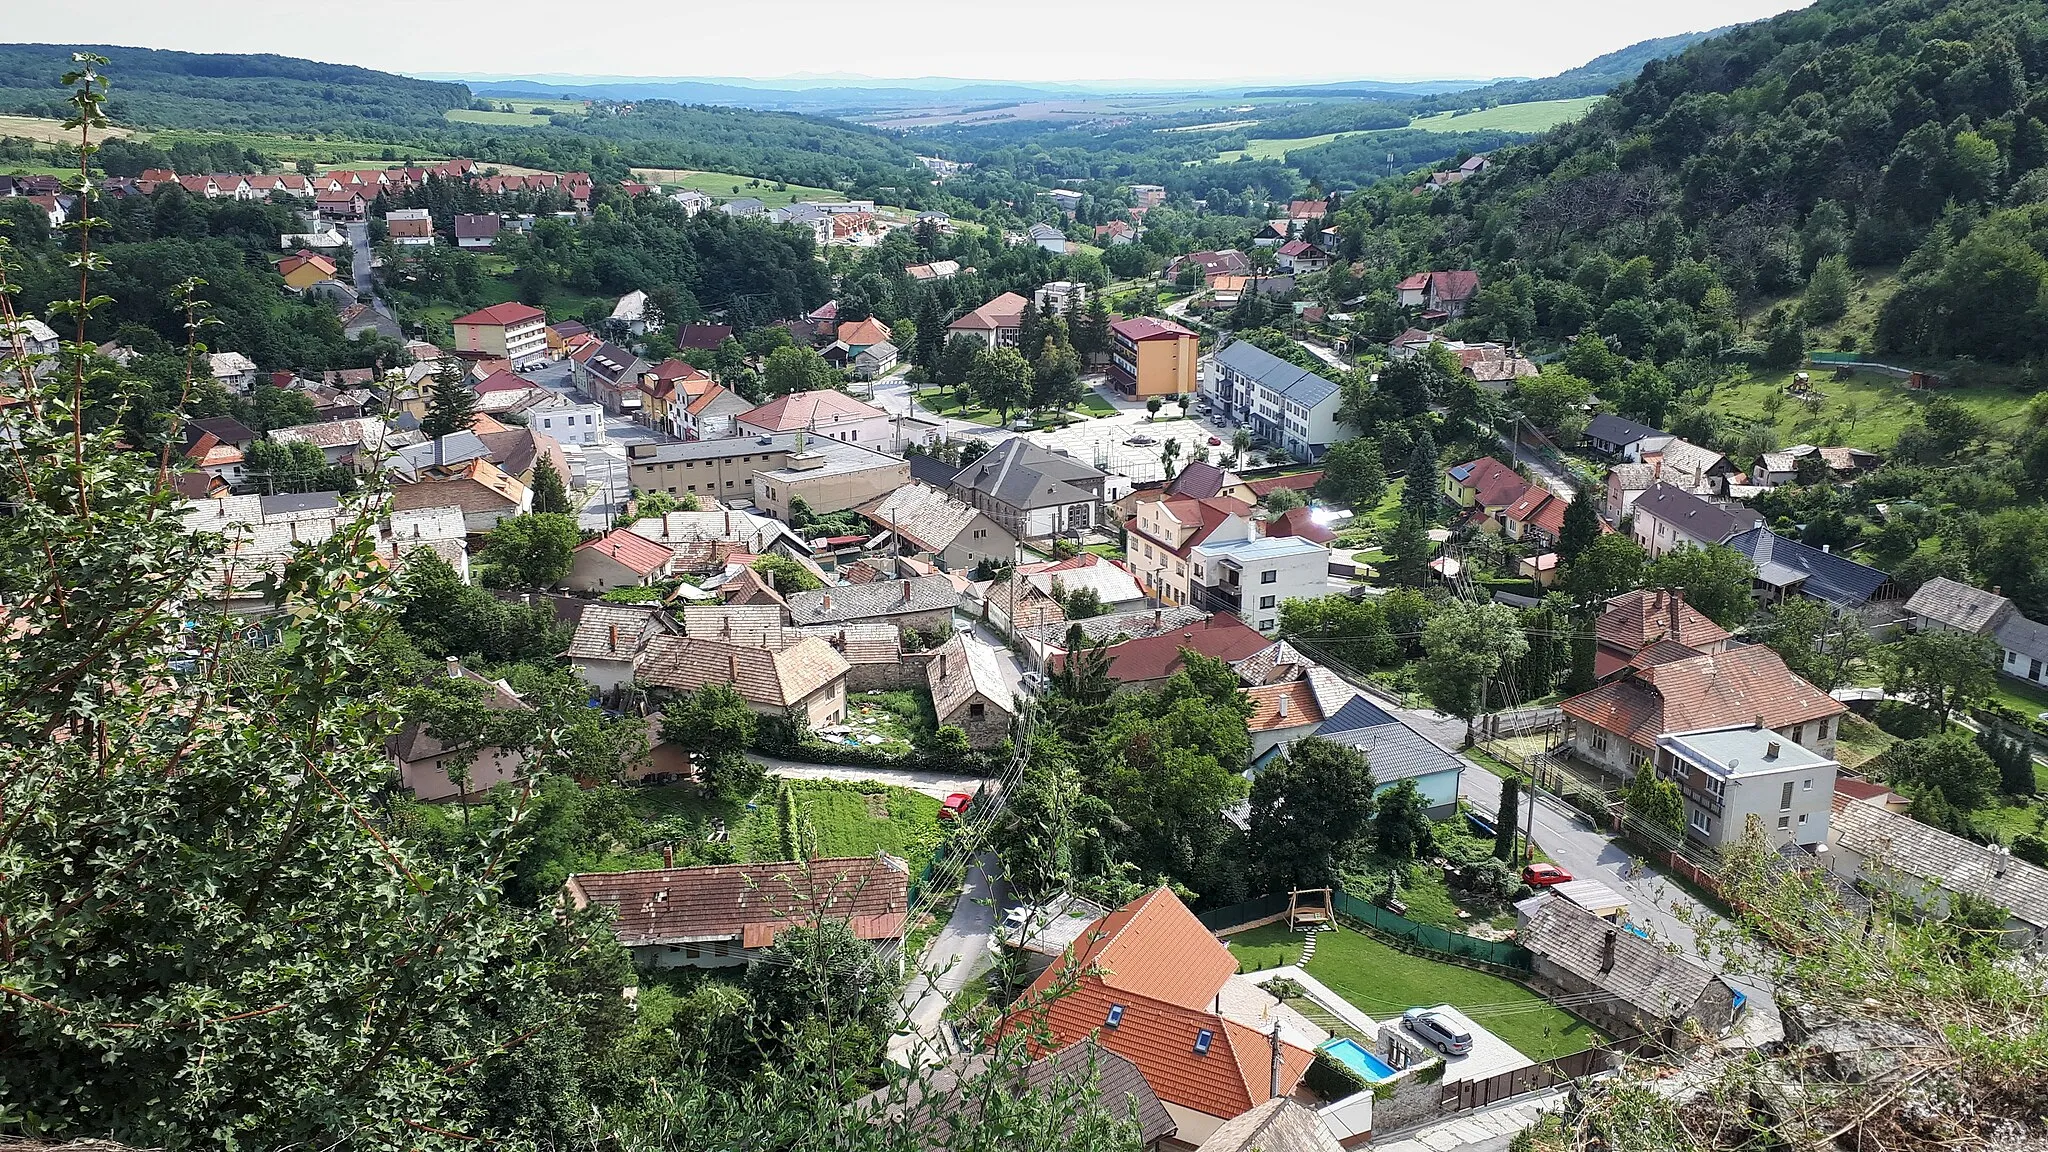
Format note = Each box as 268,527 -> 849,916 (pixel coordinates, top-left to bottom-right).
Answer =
630,168 -> 842,208
1075,392 -> 1119,417
1216,132 -> 1354,163
1833,713 -> 1897,773
144,128 -> 434,166
1407,97 -> 1605,134
735,779 -> 945,876
1702,366 -> 2037,454
1083,543 -> 1126,561
1223,923 -> 1600,1061
0,114 -> 128,144
1985,675 -> 2048,721
445,100 -> 588,126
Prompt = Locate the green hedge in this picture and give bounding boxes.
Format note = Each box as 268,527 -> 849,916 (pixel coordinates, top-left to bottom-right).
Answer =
1303,1049 -> 1372,1102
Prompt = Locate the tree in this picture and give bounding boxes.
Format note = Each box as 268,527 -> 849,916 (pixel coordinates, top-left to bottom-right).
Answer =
968,345 -> 1031,424
1515,371 -> 1592,430
1159,438 -> 1182,479
1416,599 -> 1530,735
530,455 -> 573,515
480,513 -> 581,588
743,918 -> 891,1038
1032,334 -> 1082,412
1248,737 -> 1377,889
1754,600 -> 1871,691
1146,397 -> 1163,421
662,684 -> 762,800
1803,255 -> 1853,324
422,358 -> 478,439
1608,364 -> 1675,427
1562,533 -> 1647,606
1264,487 -> 1306,515
1231,427 -> 1253,467
1620,762 -> 1684,834
752,552 -> 823,594
1557,492 -> 1601,565
1562,331 -> 1624,386
1980,728 -> 2036,798
1494,777 -> 1521,862
762,345 -> 839,398
1381,509 -> 1432,588
1318,438 -> 1386,509
1400,430 -> 1440,522
1878,732 -> 2000,815
935,333 -> 983,404
1643,544 -> 1757,629
1881,630 -> 1997,722
1374,779 -> 1435,859
912,292 -> 945,370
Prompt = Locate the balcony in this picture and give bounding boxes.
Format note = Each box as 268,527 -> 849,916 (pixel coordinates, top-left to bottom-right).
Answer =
1193,583 -> 1241,614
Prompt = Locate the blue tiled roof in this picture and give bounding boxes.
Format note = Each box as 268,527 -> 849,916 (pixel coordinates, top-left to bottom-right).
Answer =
1213,340 -> 1341,407
1317,695 -> 1399,734
1723,526 -> 1893,608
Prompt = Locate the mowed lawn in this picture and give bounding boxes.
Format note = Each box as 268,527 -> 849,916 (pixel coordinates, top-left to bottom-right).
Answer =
1223,923 -> 1601,1061
446,108 -> 572,127
619,778 -> 943,875
1704,368 -> 2036,453
1407,97 -> 1604,134
630,168 -> 842,208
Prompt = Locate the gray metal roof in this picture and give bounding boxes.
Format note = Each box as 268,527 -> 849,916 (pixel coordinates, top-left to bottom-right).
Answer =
1994,612 -> 2048,662
1212,340 -> 1341,408
1585,413 -> 1660,446
258,491 -> 341,517
1723,526 -> 1893,608
950,438 -> 1104,511
1307,721 -> 1462,786
1632,483 -> 1750,546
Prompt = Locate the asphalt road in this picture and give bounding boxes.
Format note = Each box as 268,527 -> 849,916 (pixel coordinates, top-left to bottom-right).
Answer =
889,850 -> 1002,1067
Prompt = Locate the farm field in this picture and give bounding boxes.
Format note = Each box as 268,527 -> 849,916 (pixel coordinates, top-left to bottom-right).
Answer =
445,100 -> 587,127
1217,131 -> 1353,162
0,114 -> 128,143
1407,97 -> 1604,134
630,168 -> 842,207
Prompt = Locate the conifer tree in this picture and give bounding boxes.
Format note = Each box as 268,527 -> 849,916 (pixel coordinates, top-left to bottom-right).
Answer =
422,359 -> 478,440
530,455 -> 572,515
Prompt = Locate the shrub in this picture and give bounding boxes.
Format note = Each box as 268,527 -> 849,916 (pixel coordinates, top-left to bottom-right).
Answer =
1303,1050 -> 1372,1101
1873,700 -> 1943,740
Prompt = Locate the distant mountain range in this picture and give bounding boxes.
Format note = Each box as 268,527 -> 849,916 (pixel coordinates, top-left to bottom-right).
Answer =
1255,28 -> 1730,106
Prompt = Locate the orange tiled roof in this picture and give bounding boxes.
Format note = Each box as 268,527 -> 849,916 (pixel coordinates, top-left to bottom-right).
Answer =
837,316 -> 892,346
1596,589 -> 1729,654
1245,680 -> 1321,731
577,528 -> 675,577
1561,644 -> 1846,749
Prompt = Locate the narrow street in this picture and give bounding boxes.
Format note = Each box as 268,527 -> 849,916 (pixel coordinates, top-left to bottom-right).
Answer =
745,753 -> 984,801
888,851 -> 1002,1067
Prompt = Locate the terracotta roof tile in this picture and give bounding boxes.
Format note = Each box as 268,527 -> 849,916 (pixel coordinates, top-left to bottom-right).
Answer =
576,528 -> 674,577
1561,645 -> 1845,749
1245,681 -> 1321,732
453,302 -> 544,327
564,855 -> 908,948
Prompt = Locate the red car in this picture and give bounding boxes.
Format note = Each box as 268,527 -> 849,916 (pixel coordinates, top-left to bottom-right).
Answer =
1522,862 -> 1573,887
1208,435 -> 1222,446
940,792 -> 973,819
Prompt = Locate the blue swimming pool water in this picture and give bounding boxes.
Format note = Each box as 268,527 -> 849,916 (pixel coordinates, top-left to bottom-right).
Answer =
1318,1037 -> 1397,1081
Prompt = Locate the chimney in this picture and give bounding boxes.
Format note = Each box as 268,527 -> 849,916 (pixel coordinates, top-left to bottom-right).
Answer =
1269,1021 -> 1283,1100
1153,608 -> 1163,628
608,623 -> 619,652
901,579 -> 913,603
446,656 -> 462,679
1668,592 -> 1682,638
1766,741 -> 1781,759
822,593 -> 833,611
662,843 -> 675,868
1277,693 -> 1289,719
1599,929 -> 1618,974
1755,714 -> 1766,730
729,652 -> 741,680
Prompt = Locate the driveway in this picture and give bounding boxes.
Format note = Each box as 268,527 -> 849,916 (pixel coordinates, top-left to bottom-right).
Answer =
1499,431 -> 1579,499
888,850 -> 1002,1067
747,753 -> 983,801
345,221 -> 374,295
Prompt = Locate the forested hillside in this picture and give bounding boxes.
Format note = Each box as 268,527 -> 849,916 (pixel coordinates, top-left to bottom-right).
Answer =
0,44 -> 470,132
1333,0 -> 2048,366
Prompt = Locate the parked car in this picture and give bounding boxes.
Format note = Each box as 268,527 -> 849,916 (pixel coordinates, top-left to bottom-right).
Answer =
1403,1008 -> 1474,1056
940,792 -> 974,819
1019,671 -> 1046,695
1125,434 -> 1158,446
1208,435 -> 1222,446
1521,862 -> 1574,887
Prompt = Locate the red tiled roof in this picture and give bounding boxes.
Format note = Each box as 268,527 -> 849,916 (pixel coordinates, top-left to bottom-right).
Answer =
1430,270 -> 1481,302
1397,272 -> 1431,291
1109,316 -> 1197,342
473,369 -> 528,394
453,302 -> 545,327
837,316 -> 892,346
739,389 -> 886,431
1072,614 -> 1271,684
564,856 -> 908,949
1560,645 -> 1847,750
1242,472 -> 1323,498
1001,889 -> 1312,1118
1246,680 -> 1321,731
1447,456 -> 1527,510
1266,506 -> 1334,544
950,292 -> 1029,331
1596,589 -> 1730,655
576,528 -> 674,577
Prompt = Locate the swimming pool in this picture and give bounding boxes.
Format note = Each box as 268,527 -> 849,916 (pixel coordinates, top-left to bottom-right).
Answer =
1318,1037 -> 1397,1082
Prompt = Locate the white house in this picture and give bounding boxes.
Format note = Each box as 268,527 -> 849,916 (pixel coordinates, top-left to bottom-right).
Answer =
736,389 -> 894,449
531,396 -> 607,447
1904,577 -> 2048,691
384,207 -> 434,247
1026,222 -> 1067,253
670,189 -> 714,216
1035,281 -> 1089,313
1191,532 -> 1329,635
207,351 -> 260,393
1653,724 -> 1838,851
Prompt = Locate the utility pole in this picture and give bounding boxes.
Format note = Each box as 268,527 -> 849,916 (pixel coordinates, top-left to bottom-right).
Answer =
1268,1021 -> 1283,1100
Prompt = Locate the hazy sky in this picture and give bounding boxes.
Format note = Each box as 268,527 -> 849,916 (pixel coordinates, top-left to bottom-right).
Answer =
16,0 -> 1813,85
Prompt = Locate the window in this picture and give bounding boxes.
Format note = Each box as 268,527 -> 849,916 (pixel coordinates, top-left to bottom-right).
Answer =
1193,1029 -> 1213,1055
1260,596 -> 1276,610
1260,570 -> 1278,584
1798,813 -> 1809,826
1260,619 -> 1275,631
1176,563 -> 1186,577
1777,815 -> 1791,830
1817,719 -> 1830,740
2034,658 -> 2043,680
1803,778 -> 1813,791
585,414 -> 593,424
1591,731 -> 1610,754
1780,781 -> 1794,810
969,701 -> 985,719
1690,811 -> 1712,836
684,942 -> 700,960
1106,1005 -> 1124,1028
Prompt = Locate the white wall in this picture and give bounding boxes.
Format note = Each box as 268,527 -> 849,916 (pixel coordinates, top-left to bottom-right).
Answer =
534,400 -> 607,446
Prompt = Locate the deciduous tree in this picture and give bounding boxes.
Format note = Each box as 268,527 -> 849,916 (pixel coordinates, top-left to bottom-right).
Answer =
480,512 -> 581,588
1881,629 -> 1996,722
1248,737 -> 1377,890
1644,543 -> 1757,629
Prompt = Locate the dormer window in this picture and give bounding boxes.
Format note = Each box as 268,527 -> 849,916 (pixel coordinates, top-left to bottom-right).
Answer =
1194,1029 -> 1213,1054
1106,1005 -> 1124,1028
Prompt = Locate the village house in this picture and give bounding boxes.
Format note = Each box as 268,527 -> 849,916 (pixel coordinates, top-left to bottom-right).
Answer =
1441,456 -> 1529,522
1517,894 -> 1738,1044
1827,792 -> 2048,949
315,188 -> 365,221
948,438 -> 1108,540
1583,413 -> 1663,459
858,483 -> 1018,572
996,888 -> 1316,1148
384,207 -> 434,246
1904,577 -> 2048,689
639,632 -> 852,727
1629,483 -> 1751,558
564,855 -> 909,970
927,634 -> 1020,748
1752,444 -> 1884,488
626,437 -> 806,503
276,249 -> 338,292
530,395 -> 607,447
572,340 -> 649,416
737,389 -> 894,448
1198,1100 -> 1339,1152
1500,488 -> 1571,548
628,509 -> 807,574
1395,270 -> 1480,320
1191,532 -> 1329,636
387,659 -> 535,801
1165,249 -> 1250,282
1623,435 -> 1734,496
1126,496 -> 1256,607
453,213 -> 501,249
565,604 -> 677,695
948,292 -> 1031,349
1721,525 -> 1900,613
452,302 -> 549,368
1059,614 -> 1272,693
1592,589 -> 1732,681
566,528 -> 675,595
390,457 -> 532,533
269,417 -> 387,468
905,259 -> 961,282
1026,222 -> 1068,253
1273,240 -> 1330,275
676,324 -> 734,351
786,575 -> 959,638
681,384 -> 751,442
208,351 -> 260,393
1559,645 -> 1846,785
1652,722 -> 1839,850
1108,316 -> 1200,400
